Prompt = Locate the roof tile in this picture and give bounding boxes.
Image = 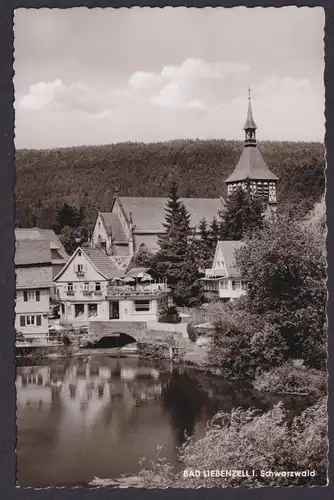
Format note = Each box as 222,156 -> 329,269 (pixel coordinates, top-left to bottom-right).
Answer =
15,239 -> 51,266
83,248 -> 124,279
224,147 -> 279,183
118,197 -> 225,232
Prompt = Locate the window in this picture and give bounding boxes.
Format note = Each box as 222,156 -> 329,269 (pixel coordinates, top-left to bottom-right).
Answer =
77,264 -> 84,273
84,282 -> 90,291
88,303 -> 98,318
232,280 -> 241,291
21,314 -> 42,327
220,280 -> 228,290
23,290 -> 40,302
74,304 -> 85,318
95,282 -> 101,291
241,281 -> 248,290
134,300 -> 150,312
68,283 -> 74,291
26,315 -> 35,326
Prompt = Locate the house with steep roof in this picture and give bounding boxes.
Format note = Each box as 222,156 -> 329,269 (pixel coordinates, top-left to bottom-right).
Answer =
15,239 -> 54,338
54,247 -> 171,327
91,196 -> 225,256
200,240 -> 247,301
15,227 -> 69,278
225,91 -> 279,206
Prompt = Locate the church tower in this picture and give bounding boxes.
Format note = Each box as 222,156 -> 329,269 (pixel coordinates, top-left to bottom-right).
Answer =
225,89 -> 279,208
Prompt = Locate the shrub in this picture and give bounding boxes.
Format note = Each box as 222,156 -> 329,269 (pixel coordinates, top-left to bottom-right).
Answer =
187,322 -> 213,343
137,340 -> 171,359
138,397 -> 328,488
253,362 -> 327,398
158,306 -> 181,324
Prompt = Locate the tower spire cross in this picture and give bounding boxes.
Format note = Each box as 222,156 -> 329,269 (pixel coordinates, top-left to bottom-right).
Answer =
248,85 -> 251,100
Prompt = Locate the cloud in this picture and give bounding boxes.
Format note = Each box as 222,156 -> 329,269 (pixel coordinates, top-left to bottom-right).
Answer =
19,79 -> 65,110
17,79 -> 112,118
128,71 -> 159,92
128,58 -> 250,110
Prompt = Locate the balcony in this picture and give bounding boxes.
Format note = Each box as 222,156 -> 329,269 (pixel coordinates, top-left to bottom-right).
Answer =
83,290 -> 93,296
66,290 -> 75,296
106,283 -> 170,297
76,270 -> 85,278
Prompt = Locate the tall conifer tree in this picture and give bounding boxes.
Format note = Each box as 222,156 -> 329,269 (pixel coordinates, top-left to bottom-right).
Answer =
221,184 -> 264,241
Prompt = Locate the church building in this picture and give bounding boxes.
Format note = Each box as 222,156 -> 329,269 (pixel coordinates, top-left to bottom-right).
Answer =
91,196 -> 225,257
91,92 -> 278,259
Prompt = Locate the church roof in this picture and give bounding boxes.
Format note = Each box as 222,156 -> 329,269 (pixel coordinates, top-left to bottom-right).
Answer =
224,146 -> 279,183
118,197 -> 225,232
99,212 -> 128,243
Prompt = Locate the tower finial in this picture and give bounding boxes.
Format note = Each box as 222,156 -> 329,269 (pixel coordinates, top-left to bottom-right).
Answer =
248,85 -> 251,100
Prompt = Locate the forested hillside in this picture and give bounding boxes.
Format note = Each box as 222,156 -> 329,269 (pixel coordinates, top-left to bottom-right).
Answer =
15,139 -> 325,229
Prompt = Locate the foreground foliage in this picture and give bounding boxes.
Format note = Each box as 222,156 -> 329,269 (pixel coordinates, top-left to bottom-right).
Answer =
253,361 -> 327,398
138,397 -> 328,487
236,215 -> 327,370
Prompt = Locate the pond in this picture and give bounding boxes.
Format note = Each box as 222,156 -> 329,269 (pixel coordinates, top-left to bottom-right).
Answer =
16,354 -> 313,488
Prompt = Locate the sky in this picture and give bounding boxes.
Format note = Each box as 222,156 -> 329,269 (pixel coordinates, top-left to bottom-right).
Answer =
14,7 -> 325,149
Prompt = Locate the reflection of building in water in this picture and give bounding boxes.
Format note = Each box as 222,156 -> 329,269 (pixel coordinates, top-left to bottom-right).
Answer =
120,366 -> 160,382
16,358 -> 165,442
16,366 -> 52,407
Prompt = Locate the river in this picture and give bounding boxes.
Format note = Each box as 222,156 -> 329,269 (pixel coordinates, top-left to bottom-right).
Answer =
16,354 -> 312,488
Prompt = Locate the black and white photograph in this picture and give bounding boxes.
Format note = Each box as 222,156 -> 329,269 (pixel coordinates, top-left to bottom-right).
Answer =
13,7 -> 327,488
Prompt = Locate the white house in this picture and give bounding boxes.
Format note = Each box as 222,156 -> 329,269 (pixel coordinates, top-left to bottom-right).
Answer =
15,239 -> 54,339
200,240 -> 247,301
54,247 -> 171,327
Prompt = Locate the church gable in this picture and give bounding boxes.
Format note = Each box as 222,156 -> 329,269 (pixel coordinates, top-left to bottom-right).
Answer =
91,213 -> 109,246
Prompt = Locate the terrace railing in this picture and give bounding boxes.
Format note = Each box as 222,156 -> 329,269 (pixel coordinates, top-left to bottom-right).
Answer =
107,283 -> 170,297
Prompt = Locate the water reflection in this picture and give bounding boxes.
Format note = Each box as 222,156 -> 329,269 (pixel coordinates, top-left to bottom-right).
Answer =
16,355 -> 312,488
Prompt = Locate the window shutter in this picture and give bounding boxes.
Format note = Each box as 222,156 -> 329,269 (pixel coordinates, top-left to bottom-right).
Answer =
84,264 -> 88,272
36,290 -> 40,301
36,315 -> 42,326
23,291 -> 28,302
20,316 -> 25,327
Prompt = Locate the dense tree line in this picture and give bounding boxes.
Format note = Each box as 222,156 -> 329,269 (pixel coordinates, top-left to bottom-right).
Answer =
15,139 -> 325,229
